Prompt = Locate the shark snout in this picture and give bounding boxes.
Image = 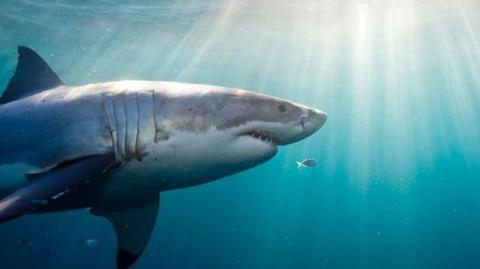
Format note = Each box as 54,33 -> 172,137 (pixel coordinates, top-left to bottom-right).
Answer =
275,107 -> 327,146
300,108 -> 327,134
309,108 -> 327,129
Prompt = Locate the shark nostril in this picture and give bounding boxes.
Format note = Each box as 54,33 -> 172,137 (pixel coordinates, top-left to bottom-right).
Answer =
300,109 -> 327,132
300,116 -> 307,128
317,112 -> 327,124
308,109 -> 327,124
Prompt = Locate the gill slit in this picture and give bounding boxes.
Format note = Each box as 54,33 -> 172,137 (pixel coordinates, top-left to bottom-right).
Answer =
121,93 -> 128,162
101,93 -> 119,161
134,93 -> 141,161
152,89 -> 160,143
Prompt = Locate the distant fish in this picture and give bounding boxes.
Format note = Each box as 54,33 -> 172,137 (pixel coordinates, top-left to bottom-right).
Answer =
18,236 -> 34,251
18,237 -> 52,257
79,238 -> 99,249
296,159 -> 317,168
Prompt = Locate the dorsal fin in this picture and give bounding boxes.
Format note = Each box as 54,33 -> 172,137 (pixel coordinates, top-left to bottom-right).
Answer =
0,46 -> 64,104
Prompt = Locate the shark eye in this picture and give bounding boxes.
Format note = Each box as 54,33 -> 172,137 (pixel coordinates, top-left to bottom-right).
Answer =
278,104 -> 287,113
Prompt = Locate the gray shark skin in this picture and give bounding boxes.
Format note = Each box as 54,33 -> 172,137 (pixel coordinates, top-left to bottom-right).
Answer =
0,47 -> 327,268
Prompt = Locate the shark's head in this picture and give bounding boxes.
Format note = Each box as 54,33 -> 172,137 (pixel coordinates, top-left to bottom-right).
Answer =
213,89 -> 327,165
149,83 -> 327,187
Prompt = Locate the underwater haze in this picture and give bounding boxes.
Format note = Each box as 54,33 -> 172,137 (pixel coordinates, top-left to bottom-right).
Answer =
1,0 -> 480,268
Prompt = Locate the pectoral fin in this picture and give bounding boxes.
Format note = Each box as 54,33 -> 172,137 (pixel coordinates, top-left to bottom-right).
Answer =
0,154 -> 115,222
93,195 -> 159,269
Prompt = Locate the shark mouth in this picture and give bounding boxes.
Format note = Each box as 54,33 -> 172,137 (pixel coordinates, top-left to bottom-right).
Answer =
244,130 -> 278,146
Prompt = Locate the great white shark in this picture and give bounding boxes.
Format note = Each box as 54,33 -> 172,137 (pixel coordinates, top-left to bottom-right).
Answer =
0,46 -> 327,268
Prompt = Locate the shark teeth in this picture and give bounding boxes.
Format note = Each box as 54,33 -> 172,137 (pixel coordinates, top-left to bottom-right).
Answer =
246,131 -> 277,145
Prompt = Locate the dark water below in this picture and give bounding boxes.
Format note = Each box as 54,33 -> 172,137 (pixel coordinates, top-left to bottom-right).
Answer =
1,1 -> 480,268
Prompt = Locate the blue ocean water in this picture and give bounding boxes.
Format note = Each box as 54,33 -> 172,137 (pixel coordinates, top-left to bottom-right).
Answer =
1,0 -> 480,268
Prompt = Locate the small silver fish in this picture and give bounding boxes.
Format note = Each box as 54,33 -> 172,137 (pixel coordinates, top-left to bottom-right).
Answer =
79,238 -> 99,249
296,159 -> 317,168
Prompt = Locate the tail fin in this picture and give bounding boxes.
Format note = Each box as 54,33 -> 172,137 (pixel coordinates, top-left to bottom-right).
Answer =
296,161 -> 305,168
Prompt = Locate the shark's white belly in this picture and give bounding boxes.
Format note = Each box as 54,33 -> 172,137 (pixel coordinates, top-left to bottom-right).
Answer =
93,126 -> 274,204
98,129 -> 234,195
